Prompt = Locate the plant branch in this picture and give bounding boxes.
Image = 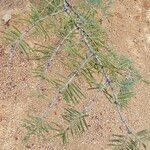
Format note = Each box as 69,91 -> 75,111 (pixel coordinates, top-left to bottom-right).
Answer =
60,53 -> 93,93
66,2 -> 150,148
42,52 -> 93,118
64,0 -> 133,135
8,10 -> 63,73
43,27 -> 77,75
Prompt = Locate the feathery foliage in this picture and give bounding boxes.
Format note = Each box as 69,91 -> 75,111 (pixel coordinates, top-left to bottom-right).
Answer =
4,26 -> 32,56
109,130 -> 150,150
4,0 -> 149,148
23,108 -> 88,144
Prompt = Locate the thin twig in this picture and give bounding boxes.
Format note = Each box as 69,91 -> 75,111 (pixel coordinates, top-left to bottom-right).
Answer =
36,27 -> 77,100
42,92 -> 60,118
83,82 -> 109,114
60,53 -> 93,93
42,52 -> 93,118
43,27 -> 77,75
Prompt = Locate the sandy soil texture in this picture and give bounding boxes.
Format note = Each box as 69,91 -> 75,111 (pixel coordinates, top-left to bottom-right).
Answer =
0,0 -> 150,150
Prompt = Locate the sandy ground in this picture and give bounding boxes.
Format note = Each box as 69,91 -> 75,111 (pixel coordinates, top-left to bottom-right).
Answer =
0,0 -> 150,150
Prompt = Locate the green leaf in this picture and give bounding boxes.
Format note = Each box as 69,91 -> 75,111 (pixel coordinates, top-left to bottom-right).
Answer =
62,108 -> 88,137
109,130 -> 150,150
